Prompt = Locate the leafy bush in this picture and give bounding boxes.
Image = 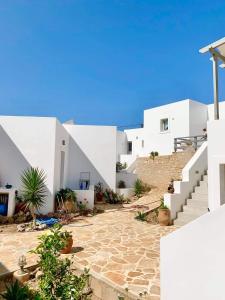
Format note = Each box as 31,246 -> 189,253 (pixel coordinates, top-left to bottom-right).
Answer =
104,189 -> 124,204
149,151 -> 159,160
31,224 -> 90,299
56,188 -> 76,202
118,180 -> 126,188
135,211 -> 147,222
0,280 -> 37,300
116,162 -> 127,172
134,179 -> 151,198
159,198 -> 168,209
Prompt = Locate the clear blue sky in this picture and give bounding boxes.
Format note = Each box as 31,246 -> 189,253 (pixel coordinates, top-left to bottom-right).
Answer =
0,0 -> 225,127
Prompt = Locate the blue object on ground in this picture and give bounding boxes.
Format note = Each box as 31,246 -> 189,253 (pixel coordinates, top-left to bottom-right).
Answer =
0,203 -> 7,216
36,217 -> 58,227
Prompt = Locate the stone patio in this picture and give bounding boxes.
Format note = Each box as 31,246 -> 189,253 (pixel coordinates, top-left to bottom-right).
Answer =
0,208 -> 177,299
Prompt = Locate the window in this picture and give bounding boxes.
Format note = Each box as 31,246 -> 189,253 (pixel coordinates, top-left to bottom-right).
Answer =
160,118 -> 169,132
142,140 -> 144,148
128,141 -> 132,153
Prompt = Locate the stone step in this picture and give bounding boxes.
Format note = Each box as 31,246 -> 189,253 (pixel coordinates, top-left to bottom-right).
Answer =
186,198 -> 208,208
194,186 -> 208,195
199,181 -> 208,188
191,193 -> 208,201
183,205 -> 208,214
174,214 -> 198,226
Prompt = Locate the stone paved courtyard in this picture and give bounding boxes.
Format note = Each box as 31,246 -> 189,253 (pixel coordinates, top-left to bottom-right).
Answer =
0,208 -> 177,299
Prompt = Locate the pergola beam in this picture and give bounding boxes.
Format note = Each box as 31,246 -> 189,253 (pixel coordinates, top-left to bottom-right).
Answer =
209,48 -> 225,64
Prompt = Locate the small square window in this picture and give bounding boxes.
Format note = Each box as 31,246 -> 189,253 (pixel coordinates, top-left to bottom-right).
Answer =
160,118 -> 169,132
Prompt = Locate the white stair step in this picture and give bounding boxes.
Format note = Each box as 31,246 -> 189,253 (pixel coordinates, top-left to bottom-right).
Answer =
174,214 -> 199,226
194,186 -> 208,194
183,206 -> 208,215
199,181 -> 208,188
186,199 -> 208,208
191,193 -> 208,201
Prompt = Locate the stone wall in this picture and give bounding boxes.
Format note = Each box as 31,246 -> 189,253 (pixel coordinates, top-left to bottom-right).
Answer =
135,150 -> 194,192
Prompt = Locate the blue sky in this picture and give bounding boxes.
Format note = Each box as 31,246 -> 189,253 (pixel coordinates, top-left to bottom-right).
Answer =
0,0 -> 225,126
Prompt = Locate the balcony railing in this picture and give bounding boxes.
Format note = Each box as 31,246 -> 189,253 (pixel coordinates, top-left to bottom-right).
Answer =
174,135 -> 207,152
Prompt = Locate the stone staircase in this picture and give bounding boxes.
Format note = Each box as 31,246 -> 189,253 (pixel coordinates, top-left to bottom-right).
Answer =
174,172 -> 208,226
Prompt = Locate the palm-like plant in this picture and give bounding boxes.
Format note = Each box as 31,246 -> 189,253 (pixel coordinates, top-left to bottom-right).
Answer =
21,167 -> 47,226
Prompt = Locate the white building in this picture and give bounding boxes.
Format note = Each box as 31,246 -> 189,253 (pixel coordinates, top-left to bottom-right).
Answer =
0,116 -> 135,213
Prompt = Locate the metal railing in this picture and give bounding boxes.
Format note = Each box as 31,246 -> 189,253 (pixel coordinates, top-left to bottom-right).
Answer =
174,135 -> 207,152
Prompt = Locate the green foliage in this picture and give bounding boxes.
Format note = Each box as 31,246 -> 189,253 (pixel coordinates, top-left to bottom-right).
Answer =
21,167 -> 47,225
0,280 -> 35,300
134,179 -> 151,198
135,211 -> 147,222
149,151 -> 159,160
94,182 -> 103,193
118,180 -> 126,188
104,189 -> 124,204
116,162 -> 127,172
159,198 -> 168,210
56,188 -> 76,202
31,224 -> 89,300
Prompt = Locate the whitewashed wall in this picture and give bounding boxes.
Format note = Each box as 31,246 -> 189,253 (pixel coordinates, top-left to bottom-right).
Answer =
124,128 -> 145,156
161,204 -> 225,300
64,124 -> 117,191
207,119 -> 225,211
207,101 -> 225,121
143,100 -> 191,155
116,131 -> 127,161
53,120 -> 69,195
0,116 -> 58,213
189,100 -> 207,136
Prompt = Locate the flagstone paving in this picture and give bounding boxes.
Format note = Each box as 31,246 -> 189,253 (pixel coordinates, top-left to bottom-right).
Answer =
0,209 -> 177,299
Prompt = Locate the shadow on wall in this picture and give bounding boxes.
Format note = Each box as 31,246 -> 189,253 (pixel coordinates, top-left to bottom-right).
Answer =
0,125 -> 52,212
66,137 -> 110,190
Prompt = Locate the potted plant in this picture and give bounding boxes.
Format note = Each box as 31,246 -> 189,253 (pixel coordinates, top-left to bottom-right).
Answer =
158,198 -> 170,226
94,182 -> 104,202
167,179 -> 175,194
56,188 -> 77,213
60,229 -> 73,254
118,180 -> 126,189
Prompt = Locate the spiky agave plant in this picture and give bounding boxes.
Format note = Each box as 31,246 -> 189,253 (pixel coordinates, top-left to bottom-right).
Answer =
21,167 -> 47,226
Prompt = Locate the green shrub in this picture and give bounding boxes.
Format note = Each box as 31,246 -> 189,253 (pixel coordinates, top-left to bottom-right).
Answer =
0,280 -> 36,300
116,162 -> 127,172
149,151 -> 159,160
135,211 -> 147,222
118,180 -> 126,188
31,224 -> 90,300
159,198 -> 168,209
104,189 -> 124,204
134,179 -> 151,198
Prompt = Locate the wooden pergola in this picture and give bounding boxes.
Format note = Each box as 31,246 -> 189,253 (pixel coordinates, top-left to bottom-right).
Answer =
199,37 -> 225,120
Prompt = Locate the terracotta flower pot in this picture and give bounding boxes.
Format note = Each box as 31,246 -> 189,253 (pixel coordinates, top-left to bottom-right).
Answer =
158,208 -> 170,226
96,192 -> 103,202
60,237 -> 73,254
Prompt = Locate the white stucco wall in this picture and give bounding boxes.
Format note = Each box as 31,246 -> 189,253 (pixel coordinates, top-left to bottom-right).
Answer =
124,128 -> 145,156
116,131 -> 127,161
64,124 -> 117,191
143,100 -> 191,155
161,204 -> 225,300
207,101 -> 225,121
207,119 -> 225,211
189,100 -> 207,136
0,116 -> 58,213
53,120 -> 69,195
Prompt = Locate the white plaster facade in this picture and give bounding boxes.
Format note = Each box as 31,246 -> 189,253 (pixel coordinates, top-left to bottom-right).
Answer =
0,117 -> 121,214
118,99 -> 225,166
